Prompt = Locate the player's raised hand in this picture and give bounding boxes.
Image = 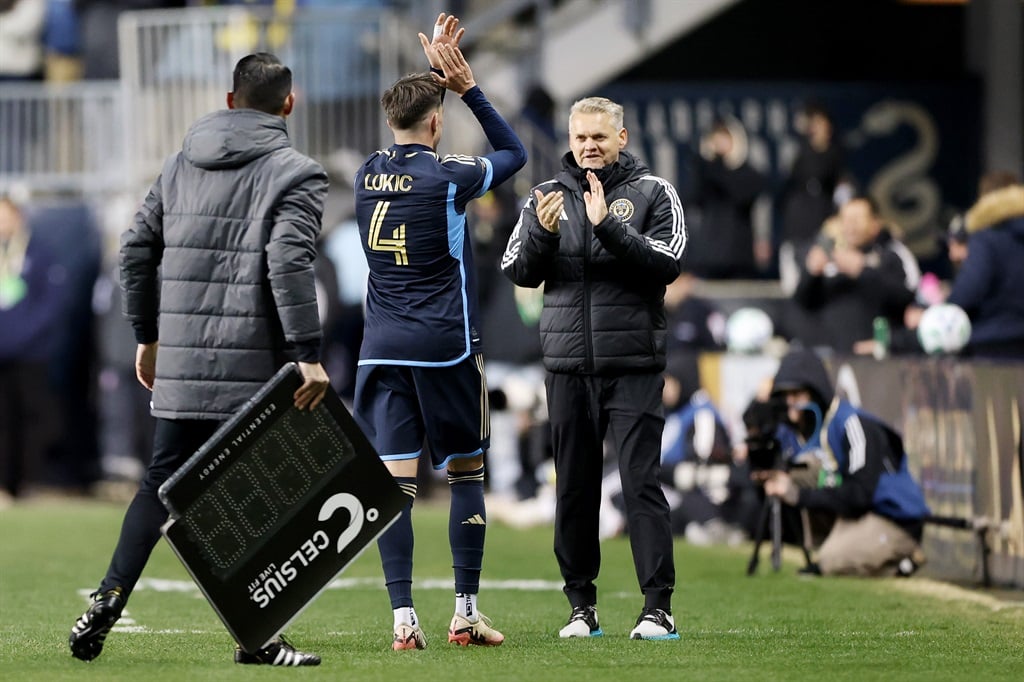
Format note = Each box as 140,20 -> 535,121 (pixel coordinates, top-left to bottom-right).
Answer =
294,361 -> 329,411
419,12 -> 465,70
432,43 -> 476,95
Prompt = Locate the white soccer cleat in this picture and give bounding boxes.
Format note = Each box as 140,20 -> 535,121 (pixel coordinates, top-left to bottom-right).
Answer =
392,622 -> 427,651
448,612 -> 504,646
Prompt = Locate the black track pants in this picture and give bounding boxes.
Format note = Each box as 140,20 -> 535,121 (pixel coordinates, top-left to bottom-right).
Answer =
545,371 -> 675,611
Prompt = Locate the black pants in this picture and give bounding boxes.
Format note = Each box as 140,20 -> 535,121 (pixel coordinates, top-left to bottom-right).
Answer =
545,371 -> 675,611
98,418 -> 219,599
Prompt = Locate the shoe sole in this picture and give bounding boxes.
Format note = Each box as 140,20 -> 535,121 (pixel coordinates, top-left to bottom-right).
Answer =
69,611 -> 119,661
235,651 -> 321,665
69,639 -> 105,662
448,631 -> 504,646
630,632 -> 680,641
560,628 -> 604,638
393,638 -> 426,651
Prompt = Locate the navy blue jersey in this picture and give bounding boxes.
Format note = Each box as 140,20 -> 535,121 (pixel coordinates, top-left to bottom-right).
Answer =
355,143 -> 493,365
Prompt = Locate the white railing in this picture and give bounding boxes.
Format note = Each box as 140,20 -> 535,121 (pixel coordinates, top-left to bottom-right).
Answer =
0,4 -> 558,198
117,5 -> 409,190
0,80 -> 123,194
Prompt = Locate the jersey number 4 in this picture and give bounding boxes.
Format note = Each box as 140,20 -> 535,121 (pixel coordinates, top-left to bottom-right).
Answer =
368,200 -> 408,265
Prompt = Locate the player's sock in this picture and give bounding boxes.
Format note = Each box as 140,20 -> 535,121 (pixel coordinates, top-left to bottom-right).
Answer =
378,478 -> 416,608
448,466 -> 485,601
455,592 -> 478,621
393,606 -> 419,629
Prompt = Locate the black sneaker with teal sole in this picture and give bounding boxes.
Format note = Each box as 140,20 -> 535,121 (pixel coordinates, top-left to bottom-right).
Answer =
559,605 -> 603,638
629,607 -> 680,640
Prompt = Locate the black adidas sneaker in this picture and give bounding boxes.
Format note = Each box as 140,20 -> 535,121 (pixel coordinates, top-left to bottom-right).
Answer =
234,636 -> 321,666
69,587 -> 125,661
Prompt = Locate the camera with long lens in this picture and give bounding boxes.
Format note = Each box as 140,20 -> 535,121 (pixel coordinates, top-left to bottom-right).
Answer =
743,395 -> 818,576
742,397 -> 785,473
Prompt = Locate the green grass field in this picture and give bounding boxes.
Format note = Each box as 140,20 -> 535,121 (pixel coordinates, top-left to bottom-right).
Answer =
1,497 -> 1022,681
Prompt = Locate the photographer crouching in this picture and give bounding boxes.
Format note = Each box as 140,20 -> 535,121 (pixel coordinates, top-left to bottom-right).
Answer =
754,348 -> 930,576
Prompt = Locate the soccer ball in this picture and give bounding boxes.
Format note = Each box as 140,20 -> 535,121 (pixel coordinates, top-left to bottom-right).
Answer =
917,303 -> 971,355
725,307 -> 774,354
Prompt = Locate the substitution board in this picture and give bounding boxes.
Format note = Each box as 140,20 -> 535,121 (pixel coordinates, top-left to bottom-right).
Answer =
159,363 -> 405,653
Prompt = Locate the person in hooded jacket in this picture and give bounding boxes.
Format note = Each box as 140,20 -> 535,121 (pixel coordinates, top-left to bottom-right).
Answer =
68,53 -> 328,666
761,348 -> 929,576
946,182 -> 1024,359
501,96 -> 686,641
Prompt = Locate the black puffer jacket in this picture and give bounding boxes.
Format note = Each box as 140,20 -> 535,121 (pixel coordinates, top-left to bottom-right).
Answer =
120,108 -> 328,419
501,150 -> 686,374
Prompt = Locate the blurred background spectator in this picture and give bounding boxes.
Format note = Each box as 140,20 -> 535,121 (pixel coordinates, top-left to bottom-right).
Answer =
945,178 -> 1024,360
0,193 -> 66,503
787,195 -> 920,353
43,0 -> 83,81
852,169 -> 1023,359
474,186 -> 548,501
92,252 -> 153,488
777,102 -> 850,294
76,1 -> 186,79
656,352 -> 758,545
683,115 -> 769,279
664,271 -> 727,357
0,0 -> 47,81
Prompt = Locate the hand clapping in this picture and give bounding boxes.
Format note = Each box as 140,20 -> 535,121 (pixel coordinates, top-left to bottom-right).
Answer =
583,170 -> 608,226
533,189 -> 564,234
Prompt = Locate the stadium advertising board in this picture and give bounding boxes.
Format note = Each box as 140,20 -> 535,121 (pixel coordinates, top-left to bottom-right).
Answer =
825,356 -> 1022,587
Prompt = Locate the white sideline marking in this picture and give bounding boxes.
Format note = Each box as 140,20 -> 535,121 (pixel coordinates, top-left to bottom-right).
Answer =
103,576 -> 566,594
79,577 -> 567,633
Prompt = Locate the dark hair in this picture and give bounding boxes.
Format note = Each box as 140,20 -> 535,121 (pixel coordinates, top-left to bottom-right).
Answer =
231,53 -> 292,115
803,100 -> 833,124
381,73 -> 444,131
847,193 -> 880,217
978,169 -> 1020,197
710,117 -> 732,136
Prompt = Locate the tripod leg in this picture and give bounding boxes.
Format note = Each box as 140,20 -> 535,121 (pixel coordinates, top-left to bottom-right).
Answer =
770,497 -> 782,571
798,508 -> 819,574
746,496 -> 773,576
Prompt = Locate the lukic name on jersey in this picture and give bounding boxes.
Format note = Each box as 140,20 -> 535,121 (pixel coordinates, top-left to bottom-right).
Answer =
363,173 -> 414,192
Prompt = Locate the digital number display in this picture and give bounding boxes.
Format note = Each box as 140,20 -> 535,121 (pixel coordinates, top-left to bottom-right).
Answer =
178,406 -> 356,579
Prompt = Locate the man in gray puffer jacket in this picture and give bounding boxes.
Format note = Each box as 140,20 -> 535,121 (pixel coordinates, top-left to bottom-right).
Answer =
69,53 -> 328,666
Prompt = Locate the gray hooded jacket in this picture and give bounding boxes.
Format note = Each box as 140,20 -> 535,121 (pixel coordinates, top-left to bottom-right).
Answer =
120,108 -> 328,420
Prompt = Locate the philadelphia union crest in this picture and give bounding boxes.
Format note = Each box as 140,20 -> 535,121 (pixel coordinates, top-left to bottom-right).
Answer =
609,198 -> 635,221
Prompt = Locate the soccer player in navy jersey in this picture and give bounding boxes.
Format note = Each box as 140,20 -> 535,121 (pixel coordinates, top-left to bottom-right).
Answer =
352,14 -> 526,651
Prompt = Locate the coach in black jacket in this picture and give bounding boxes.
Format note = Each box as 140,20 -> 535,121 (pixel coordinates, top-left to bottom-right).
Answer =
501,96 -> 686,641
